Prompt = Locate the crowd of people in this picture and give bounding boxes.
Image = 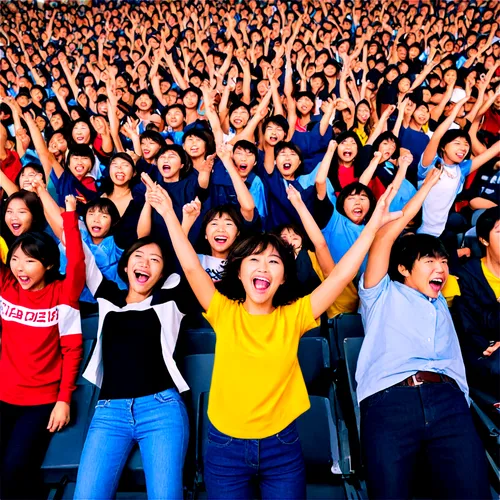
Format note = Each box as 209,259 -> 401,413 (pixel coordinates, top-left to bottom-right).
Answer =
0,0 -> 499,498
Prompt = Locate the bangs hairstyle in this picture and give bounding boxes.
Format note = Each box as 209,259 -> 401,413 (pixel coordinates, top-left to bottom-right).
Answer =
199,204 -> 244,253
272,223 -> 312,252
328,131 -> 362,193
84,198 -> 121,234
438,129 -> 472,159
476,206 -> 500,255
217,233 -> 301,307
336,182 -> 377,223
156,144 -> 192,178
274,141 -> 305,177
117,236 -> 172,286
389,233 -> 449,283
7,232 -> 62,285
371,131 -> 401,160
15,163 -> 47,187
3,191 -> 46,242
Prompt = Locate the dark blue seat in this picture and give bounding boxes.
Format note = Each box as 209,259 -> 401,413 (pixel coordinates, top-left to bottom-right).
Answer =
81,313 -> 99,340
343,337 -> 364,438
174,328 -> 216,359
298,337 -> 331,396
329,314 -> 364,369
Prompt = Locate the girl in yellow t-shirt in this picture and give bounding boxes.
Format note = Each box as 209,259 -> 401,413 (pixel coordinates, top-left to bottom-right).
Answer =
143,172 -> 400,500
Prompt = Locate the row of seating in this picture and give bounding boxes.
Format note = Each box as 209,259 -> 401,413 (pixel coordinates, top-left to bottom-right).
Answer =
43,313 -> 498,499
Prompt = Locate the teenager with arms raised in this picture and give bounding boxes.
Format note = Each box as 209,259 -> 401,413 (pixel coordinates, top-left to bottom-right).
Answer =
142,172 -> 401,500
0,195 -> 84,499
356,166 -> 490,499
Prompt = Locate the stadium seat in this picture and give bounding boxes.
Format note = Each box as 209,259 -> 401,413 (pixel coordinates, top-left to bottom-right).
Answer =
329,314 -> 364,369
76,339 -> 95,385
343,337 -> 364,438
174,328 -> 216,359
81,313 -> 99,340
297,337 -> 331,396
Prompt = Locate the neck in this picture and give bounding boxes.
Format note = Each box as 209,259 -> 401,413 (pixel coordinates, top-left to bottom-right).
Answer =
212,249 -> 229,259
162,174 -> 180,183
126,289 -> 151,304
243,297 -> 275,315
91,235 -> 104,245
111,184 -> 131,197
484,253 -> 500,278
191,156 -> 204,171
409,120 -> 422,131
136,110 -> 151,119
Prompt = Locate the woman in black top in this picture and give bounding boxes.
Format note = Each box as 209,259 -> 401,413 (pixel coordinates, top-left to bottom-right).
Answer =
74,237 -> 191,500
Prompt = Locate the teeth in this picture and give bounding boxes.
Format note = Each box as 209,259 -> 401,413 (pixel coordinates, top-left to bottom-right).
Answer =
253,277 -> 271,290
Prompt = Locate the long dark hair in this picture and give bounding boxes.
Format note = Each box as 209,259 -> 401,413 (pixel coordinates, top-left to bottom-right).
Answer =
217,233 -> 301,308
328,131 -> 362,193
336,182 -> 377,224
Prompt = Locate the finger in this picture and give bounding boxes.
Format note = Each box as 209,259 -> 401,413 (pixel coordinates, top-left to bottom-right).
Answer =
47,413 -> 54,430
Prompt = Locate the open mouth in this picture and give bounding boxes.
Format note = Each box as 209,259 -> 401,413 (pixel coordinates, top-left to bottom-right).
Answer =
162,164 -> 171,173
190,147 -> 199,154
115,173 -> 125,181
343,150 -> 353,159
74,165 -> 86,173
134,270 -> 150,284
269,135 -> 278,143
17,275 -> 30,285
253,277 -> 270,291
143,149 -> 151,156
233,118 -> 242,126
352,208 -> 363,217
213,235 -> 228,245
456,152 -> 465,160
282,162 -> 292,171
76,136 -> 85,142
238,163 -> 248,172
10,223 -> 22,233
429,278 -> 443,292
90,226 -> 102,233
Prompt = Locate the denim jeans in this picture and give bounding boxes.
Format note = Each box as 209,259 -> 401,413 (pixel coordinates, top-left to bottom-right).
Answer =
360,382 -> 491,500
74,388 -> 189,500
204,420 -> 306,500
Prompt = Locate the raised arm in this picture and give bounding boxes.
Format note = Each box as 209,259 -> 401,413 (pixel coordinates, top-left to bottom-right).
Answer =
315,140 -> 337,200
366,105 -> 395,145
217,143 -> 255,222
144,173 -> 215,310
31,178 -> 64,239
287,185 -> 334,277
363,166 -> 442,289
470,140 -> 500,174
310,184 -> 403,319
421,95 -> 469,167
359,151 -> 382,186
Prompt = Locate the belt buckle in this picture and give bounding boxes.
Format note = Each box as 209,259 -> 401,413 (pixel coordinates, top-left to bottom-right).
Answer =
412,374 -> 424,386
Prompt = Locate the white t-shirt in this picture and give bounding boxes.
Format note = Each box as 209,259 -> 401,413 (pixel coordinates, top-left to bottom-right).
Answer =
198,254 -> 226,282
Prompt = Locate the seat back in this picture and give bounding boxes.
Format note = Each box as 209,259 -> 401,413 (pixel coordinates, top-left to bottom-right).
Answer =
297,337 -> 331,396
174,328 -> 216,359
343,337 -> 364,437
76,339 -> 96,385
329,314 -> 364,368
81,313 -> 99,340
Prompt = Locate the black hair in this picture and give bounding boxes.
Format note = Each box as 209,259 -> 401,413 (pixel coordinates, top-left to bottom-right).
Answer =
182,128 -> 216,158
7,231 -> 62,285
233,139 -> 258,159
156,144 -> 192,179
371,131 -> 401,161
117,236 -> 172,286
70,118 -> 97,146
389,233 -> 449,283
83,198 -> 121,236
336,182 -> 377,224
229,100 -> 251,116
438,129 -> 472,160
15,163 -> 47,188
140,129 -> 167,147
274,141 -> 305,178
476,206 -> 500,255
67,144 -> 96,167
199,204 -> 244,255
351,99 -> 373,135
262,114 -> 290,136
328,131 -> 362,193
217,233 -> 301,307
273,222 -> 313,252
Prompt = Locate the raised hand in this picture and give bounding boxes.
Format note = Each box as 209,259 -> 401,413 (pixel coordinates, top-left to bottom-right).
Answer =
368,185 -> 403,229
199,153 -> 217,173
216,142 -> 233,162
286,184 -> 303,207
182,197 -> 202,223
65,195 -> 77,212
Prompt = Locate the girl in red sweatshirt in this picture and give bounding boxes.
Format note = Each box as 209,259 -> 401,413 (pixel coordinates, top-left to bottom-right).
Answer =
0,195 -> 85,500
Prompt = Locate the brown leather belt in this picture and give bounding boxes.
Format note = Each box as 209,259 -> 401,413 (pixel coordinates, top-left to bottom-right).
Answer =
396,371 -> 457,387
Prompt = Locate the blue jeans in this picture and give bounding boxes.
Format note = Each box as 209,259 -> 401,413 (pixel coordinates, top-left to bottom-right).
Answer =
204,420 -> 306,500
74,389 -> 189,500
360,382 -> 491,500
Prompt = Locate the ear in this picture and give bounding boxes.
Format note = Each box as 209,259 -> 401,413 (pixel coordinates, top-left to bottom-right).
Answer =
124,266 -> 128,274
478,237 -> 489,247
397,264 -> 411,278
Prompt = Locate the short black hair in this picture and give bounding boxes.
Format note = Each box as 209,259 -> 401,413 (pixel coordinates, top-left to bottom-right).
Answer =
83,198 -> 121,235
389,233 -> 449,283
156,144 -> 191,179
438,129 -> 472,159
7,232 -> 62,285
274,141 -> 305,177
217,233 -> 301,308
476,206 -> 500,253
336,182 -> 377,223
262,114 -> 290,136
233,139 -> 258,159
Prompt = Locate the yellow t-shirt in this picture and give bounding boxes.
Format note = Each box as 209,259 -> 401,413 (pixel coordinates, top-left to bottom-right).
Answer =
308,251 -> 359,318
0,236 -> 8,264
481,258 -> 500,299
442,275 -> 461,308
203,290 -> 319,439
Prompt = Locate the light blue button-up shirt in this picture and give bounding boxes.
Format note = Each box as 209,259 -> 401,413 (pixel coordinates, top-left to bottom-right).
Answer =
356,274 -> 469,404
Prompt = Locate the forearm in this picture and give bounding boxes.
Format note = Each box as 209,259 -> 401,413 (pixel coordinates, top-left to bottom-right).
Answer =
359,159 -> 379,185
137,204 -> 152,237
223,159 -> 255,221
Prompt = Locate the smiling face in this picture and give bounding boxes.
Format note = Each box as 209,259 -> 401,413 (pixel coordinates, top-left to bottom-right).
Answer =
125,243 -> 164,297
140,137 -> 161,161
5,198 -> 33,237
264,122 -> 285,146
18,167 -> 43,191
442,136 -> 470,164
413,105 -> 430,126
398,78 -> 411,93
239,244 -> 285,311
68,154 -> 92,180
230,106 -> 250,130
72,122 -> 91,144
296,96 -> 314,115
48,132 -> 67,159
182,91 -> 199,110
276,147 -> 301,180
337,137 -> 358,165
232,146 -> 256,179
166,107 -> 184,130
400,255 -> 449,299
343,190 -> 370,225
206,213 -> 239,258
10,246 -> 47,291
183,135 -> 206,160
356,103 -> 370,124
110,157 -> 134,187
85,207 -> 112,243
157,149 -> 183,182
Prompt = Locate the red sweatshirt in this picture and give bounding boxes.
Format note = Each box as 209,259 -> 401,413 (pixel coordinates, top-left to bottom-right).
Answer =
0,211 -> 85,406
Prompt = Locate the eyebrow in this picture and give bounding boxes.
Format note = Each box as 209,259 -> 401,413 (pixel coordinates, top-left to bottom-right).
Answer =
150,254 -> 163,259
